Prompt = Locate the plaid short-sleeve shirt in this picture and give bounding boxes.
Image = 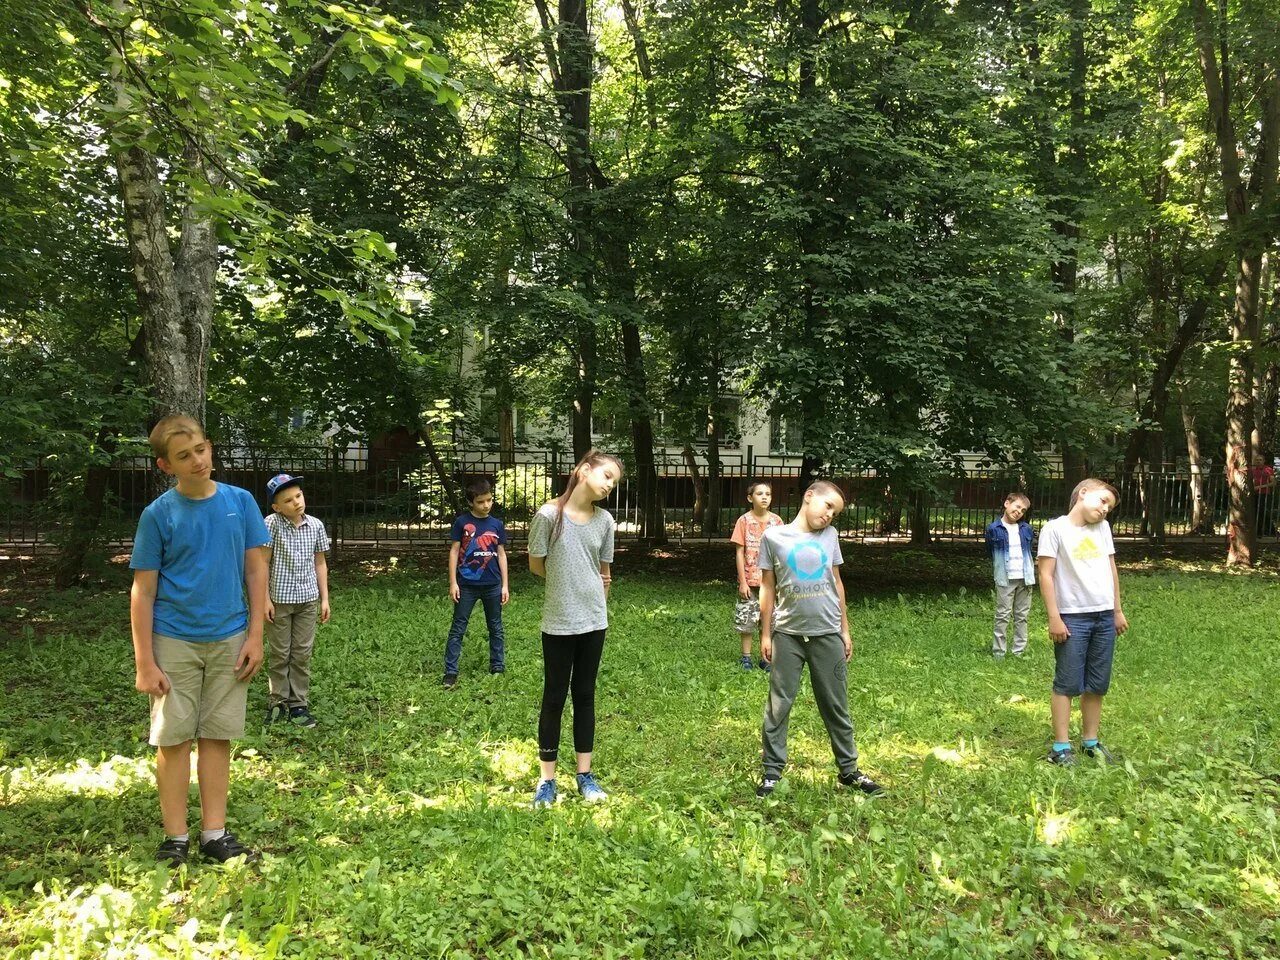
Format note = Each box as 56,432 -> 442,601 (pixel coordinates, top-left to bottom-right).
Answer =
265,513 -> 330,603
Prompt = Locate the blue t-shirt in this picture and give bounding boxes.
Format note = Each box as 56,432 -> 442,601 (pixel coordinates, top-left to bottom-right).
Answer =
130,484 -> 271,642
450,512 -> 507,586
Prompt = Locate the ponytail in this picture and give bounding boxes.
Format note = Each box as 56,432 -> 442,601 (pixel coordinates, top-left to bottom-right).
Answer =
551,449 -> 624,544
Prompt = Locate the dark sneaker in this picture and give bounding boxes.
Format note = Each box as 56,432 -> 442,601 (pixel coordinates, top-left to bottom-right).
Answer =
739,655 -> 754,671
288,706 -> 317,728
264,703 -> 286,725
757,658 -> 771,673
155,837 -> 190,866
489,665 -> 505,675
837,770 -> 884,794
199,830 -> 259,864
756,776 -> 780,798
1047,746 -> 1077,766
1083,742 -> 1115,763
442,674 -> 459,690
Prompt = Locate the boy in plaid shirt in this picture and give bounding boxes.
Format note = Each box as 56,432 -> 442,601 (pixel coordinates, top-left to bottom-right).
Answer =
263,473 -> 331,727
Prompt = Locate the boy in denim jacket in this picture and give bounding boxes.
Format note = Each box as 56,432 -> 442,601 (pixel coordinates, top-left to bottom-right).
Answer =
984,492 -> 1035,658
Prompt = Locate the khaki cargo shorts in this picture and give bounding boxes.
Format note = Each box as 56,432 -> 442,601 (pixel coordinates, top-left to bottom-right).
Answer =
149,632 -> 250,746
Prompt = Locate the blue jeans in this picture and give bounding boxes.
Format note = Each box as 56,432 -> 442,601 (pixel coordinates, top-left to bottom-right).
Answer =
1053,611 -> 1116,696
443,582 -> 505,675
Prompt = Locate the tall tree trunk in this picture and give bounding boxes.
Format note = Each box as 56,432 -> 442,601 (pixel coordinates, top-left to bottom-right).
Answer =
620,314 -> 666,544
908,489 -> 931,546
1146,428 -> 1166,543
794,0 -> 824,492
538,0 -> 599,462
683,443 -> 705,526
1191,0 -> 1279,564
115,144 -> 214,425
492,239 -> 518,468
1179,386 -> 1209,535
703,406 -> 722,536
1253,255 -> 1278,462
1023,0 -> 1090,484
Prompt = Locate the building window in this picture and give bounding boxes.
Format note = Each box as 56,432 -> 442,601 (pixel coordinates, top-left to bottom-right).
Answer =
769,412 -> 804,455
716,396 -> 742,449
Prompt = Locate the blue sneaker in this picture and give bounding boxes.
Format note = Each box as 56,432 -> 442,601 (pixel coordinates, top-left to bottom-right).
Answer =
532,779 -> 557,809
576,772 -> 608,803
739,655 -> 754,671
757,658 -> 771,673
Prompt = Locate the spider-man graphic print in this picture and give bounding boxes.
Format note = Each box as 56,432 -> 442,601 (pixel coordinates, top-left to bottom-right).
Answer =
451,512 -> 507,585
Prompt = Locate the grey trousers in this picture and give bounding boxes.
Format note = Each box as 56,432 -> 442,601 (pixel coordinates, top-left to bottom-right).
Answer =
267,600 -> 319,708
761,631 -> 858,777
992,579 -> 1032,656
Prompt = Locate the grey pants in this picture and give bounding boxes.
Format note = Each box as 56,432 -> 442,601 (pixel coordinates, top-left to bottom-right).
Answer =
761,631 -> 858,777
992,580 -> 1032,656
267,600 -> 319,708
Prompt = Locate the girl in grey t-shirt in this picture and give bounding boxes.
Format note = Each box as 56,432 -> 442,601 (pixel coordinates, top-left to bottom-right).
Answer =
528,450 -> 622,809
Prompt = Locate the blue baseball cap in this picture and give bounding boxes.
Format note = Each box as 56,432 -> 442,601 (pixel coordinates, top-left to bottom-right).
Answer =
266,473 -> 304,499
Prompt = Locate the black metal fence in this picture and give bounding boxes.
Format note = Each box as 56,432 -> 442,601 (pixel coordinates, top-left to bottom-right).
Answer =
2,444 -> 1271,550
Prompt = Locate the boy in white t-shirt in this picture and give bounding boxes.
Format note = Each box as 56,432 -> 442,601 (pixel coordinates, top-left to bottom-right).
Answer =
1036,478 -> 1129,766
984,492 -> 1035,657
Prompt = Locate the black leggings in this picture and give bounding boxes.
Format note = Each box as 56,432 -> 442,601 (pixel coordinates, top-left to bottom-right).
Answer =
538,630 -> 606,761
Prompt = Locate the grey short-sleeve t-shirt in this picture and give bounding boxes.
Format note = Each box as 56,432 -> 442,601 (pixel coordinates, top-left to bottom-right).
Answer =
757,523 -> 844,636
528,502 -> 616,635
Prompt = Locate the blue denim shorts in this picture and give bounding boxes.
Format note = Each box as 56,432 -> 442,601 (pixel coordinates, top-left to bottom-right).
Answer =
1052,611 -> 1116,696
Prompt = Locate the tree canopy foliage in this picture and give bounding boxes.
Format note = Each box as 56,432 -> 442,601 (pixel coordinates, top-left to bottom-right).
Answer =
3,0 -> 1280,564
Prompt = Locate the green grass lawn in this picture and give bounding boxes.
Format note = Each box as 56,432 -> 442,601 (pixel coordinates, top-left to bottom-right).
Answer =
2,546 -> 1279,959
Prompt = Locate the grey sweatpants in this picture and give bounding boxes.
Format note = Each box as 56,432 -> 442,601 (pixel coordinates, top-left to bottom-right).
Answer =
992,580 -> 1032,656
761,631 -> 858,777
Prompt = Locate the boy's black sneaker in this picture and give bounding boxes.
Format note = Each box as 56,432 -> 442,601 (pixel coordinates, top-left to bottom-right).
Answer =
1083,742 -> 1115,763
289,706 -> 317,728
442,674 -> 459,690
1047,746 -> 1077,766
265,703 -> 286,725
837,770 -> 884,795
155,837 -> 190,866
199,830 -> 259,864
489,665 -> 505,675
756,776 -> 780,798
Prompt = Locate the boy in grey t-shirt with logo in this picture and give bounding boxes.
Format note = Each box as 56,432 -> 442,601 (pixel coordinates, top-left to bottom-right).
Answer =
755,480 -> 883,798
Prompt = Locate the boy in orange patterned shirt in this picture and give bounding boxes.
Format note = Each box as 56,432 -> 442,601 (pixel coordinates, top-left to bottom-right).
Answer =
730,480 -> 784,670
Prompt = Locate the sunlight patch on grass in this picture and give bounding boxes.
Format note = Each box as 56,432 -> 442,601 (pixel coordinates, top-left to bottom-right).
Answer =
2,754 -> 152,801
1036,806 -> 1078,847
1239,865 -> 1280,908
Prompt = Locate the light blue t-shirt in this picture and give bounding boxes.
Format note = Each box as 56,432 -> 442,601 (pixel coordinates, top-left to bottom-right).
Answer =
130,484 -> 271,642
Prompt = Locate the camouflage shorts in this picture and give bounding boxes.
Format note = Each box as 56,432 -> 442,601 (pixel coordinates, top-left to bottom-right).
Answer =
734,588 -> 775,632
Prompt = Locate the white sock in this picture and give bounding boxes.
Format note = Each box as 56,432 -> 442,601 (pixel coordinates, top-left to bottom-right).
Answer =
201,827 -> 227,844
167,833 -> 189,843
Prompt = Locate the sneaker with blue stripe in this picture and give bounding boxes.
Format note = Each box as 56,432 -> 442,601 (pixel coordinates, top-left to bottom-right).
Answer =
576,772 -> 608,803
532,779 -> 557,809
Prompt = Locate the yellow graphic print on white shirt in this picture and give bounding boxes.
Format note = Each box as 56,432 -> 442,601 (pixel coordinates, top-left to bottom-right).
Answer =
1071,535 -> 1103,562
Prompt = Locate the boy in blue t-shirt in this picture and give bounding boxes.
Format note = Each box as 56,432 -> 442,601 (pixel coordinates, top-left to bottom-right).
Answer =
129,415 -> 270,866
441,479 -> 509,688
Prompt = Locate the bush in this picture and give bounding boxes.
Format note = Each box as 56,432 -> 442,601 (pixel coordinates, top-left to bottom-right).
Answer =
493,464 -> 553,521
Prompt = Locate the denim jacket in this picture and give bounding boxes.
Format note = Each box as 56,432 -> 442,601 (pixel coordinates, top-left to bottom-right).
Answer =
984,518 -> 1035,586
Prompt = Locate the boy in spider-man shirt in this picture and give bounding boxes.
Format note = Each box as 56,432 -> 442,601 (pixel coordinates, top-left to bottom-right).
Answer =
441,479 -> 509,689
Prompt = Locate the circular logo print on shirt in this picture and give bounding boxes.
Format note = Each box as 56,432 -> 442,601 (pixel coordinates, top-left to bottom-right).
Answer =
787,541 -> 828,582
